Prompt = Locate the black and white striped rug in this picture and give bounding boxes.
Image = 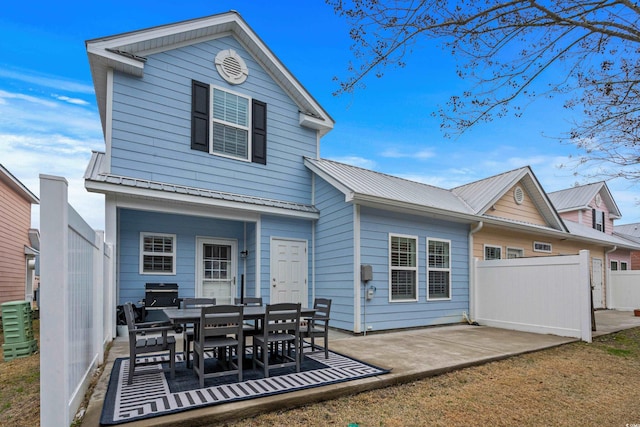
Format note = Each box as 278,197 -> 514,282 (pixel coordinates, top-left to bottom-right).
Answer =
100,346 -> 389,425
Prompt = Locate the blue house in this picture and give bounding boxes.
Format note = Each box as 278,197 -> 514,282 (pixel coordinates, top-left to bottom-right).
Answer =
84,12 -> 476,334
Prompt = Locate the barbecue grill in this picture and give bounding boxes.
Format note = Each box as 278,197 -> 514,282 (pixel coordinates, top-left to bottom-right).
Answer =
142,283 -> 181,331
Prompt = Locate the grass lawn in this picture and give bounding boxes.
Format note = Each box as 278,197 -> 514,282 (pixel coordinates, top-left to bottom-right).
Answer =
2,322 -> 640,426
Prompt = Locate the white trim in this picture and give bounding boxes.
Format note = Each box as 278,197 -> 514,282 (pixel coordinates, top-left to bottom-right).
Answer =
105,69 -> 113,172
388,233 -> 419,303
255,217 -> 261,299
484,244 -> 502,260
533,241 -> 552,253
506,246 -> 525,259
426,237 -> 452,301
85,180 -> 318,220
210,85 -> 252,162
354,204 -> 361,333
139,232 -> 176,275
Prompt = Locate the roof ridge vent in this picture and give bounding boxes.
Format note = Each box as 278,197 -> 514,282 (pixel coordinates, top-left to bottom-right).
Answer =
215,49 -> 248,84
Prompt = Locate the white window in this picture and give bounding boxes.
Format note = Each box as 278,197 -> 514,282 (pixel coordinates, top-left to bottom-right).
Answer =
389,234 -> 418,302
611,260 -> 619,271
212,87 -> 250,160
484,245 -> 502,260
533,241 -> 552,253
140,233 -> 176,275
428,238 -> 451,300
506,247 -> 524,259
594,209 -> 604,232
621,262 -> 628,271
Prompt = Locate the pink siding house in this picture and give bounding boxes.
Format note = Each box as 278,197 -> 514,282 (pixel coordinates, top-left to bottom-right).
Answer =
0,164 -> 39,313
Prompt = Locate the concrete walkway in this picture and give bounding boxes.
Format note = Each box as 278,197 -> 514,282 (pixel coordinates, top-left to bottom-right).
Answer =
80,310 -> 640,427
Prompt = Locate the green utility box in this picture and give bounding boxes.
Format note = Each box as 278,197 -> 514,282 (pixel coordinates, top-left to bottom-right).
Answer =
2,300 -> 37,361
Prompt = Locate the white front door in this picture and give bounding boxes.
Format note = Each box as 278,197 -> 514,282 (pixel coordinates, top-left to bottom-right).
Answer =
270,238 -> 307,305
592,258 -> 604,309
196,238 -> 237,305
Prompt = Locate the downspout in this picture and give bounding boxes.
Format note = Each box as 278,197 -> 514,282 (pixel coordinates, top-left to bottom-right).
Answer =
468,221 -> 483,322
604,245 -> 617,309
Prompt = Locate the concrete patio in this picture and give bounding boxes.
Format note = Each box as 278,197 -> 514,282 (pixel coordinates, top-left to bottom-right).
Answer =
79,310 -> 640,427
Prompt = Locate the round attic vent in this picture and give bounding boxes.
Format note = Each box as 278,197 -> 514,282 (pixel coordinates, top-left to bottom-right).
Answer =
514,186 -> 525,205
595,193 -> 602,207
215,49 -> 248,85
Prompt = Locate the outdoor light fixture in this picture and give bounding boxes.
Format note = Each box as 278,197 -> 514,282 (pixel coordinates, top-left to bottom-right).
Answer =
240,250 -> 248,258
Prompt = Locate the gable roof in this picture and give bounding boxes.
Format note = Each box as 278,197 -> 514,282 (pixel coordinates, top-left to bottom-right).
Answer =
451,166 -> 567,231
86,11 -> 334,136
0,164 -> 39,204
548,181 -> 621,218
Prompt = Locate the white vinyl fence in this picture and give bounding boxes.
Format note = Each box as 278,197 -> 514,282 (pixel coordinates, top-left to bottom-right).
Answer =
474,250 -> 592,342
609,271 -> 640,311
39,175 -> 113,427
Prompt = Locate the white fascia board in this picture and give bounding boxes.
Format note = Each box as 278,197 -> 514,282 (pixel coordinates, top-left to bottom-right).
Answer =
303,159 -> 355,201
85,180 -> 318,220
299,113 -> 334,136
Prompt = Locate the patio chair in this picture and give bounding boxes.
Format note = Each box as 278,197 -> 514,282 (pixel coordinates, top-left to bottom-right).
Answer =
253,303 -> 301,378
299,298 -> 332,359
235,297 -> 264,352
193,304 -> 244,387
123,302 -> 176,385
182,297 -> 216,368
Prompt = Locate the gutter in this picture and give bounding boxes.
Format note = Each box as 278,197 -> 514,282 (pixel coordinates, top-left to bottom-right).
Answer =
468,221 -> 483,321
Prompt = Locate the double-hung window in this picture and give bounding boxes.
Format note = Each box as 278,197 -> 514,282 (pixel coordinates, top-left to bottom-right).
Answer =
389,234 -> 417,301
212,88 -> 250,160
140,233 -> 176,275
428,238 -> 451,300
191,80 -> 267,164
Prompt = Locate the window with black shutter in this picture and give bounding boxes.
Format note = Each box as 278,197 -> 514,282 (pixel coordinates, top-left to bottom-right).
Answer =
190,80 -> 267,164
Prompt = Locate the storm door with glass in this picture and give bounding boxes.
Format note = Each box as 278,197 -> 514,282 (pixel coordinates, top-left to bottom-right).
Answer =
196,238 -> 237,305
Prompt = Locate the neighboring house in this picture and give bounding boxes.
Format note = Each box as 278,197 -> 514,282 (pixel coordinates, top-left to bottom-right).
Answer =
83,12 -> 640,335
614,223 -> 640,269
549,182 -> 639,307
0,164 -> 39,313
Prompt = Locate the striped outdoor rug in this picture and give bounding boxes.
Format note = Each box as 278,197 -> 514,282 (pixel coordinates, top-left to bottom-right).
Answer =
100,345 -> 388,425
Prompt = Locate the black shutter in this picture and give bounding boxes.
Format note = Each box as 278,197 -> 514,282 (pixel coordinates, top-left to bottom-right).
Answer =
191,80 -> 209,152
252,100 -> 267,165
602,211 -> 606,233
592,208 -> 596,229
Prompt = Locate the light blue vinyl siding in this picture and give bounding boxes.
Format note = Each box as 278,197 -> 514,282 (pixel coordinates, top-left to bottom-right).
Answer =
259,215 -> 313,305
313,177 -> 356,331
118,208 -> 248,305
110,35 -> 317,205
359,206 -> 469,330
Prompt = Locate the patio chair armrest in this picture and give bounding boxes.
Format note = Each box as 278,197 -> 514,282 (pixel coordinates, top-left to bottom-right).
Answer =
134,320 -> 172,328
131,325 -> 175,335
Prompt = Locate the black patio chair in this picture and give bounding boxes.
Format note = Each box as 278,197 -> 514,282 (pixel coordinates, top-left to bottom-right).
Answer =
193,304 -> 244,387
253,303 -> 301,378
181,297 -> 216,368
299,298 -> 332,359
123,302 -> 176,385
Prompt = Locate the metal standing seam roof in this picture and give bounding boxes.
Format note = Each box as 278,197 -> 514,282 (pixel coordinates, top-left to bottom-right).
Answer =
304,157 -> 474,215
548,182 -> 622,218
84,152 -> 318,215
615,222 -> 640,238
564,220 -> 640,250
451,168 -> 529,214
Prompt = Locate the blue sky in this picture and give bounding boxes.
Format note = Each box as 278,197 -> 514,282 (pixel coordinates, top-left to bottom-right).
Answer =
1,0 -> 638,230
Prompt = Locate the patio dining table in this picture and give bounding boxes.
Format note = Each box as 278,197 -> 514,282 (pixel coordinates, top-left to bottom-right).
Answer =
162,304 -> 316,326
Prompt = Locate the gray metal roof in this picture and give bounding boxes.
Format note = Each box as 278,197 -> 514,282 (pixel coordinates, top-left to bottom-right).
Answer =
548,182 -> 621,217
304,158 -> 474,216
84,152 -> 318,216
615,222 -> 640,238
564,220 -> 640,250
